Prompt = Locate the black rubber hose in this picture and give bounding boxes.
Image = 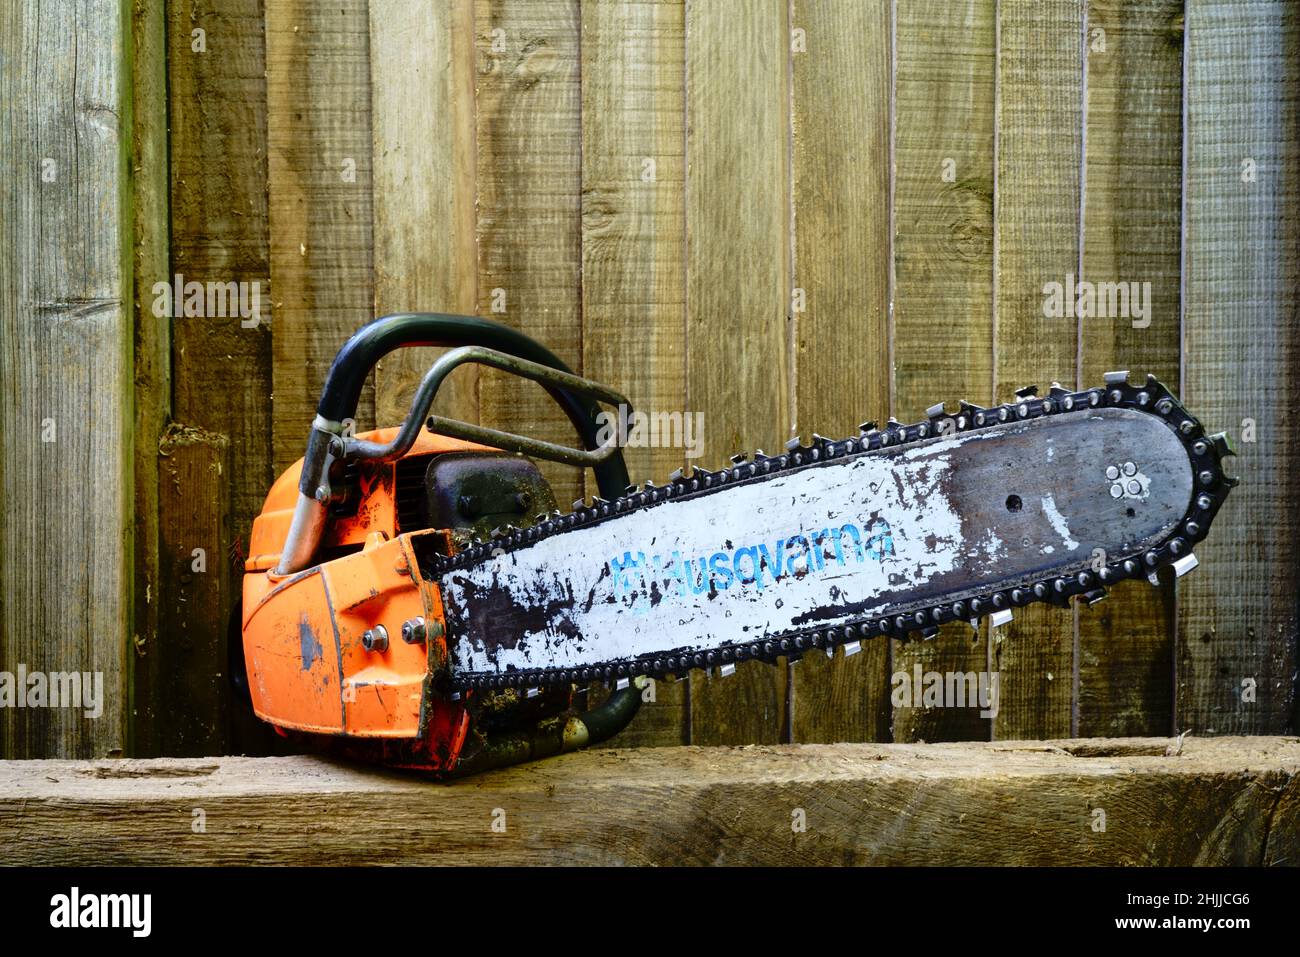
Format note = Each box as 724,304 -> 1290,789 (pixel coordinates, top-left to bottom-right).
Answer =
316,312 -> 630,499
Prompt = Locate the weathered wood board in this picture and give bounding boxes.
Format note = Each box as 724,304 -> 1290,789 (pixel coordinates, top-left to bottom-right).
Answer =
1178,0 -> 1299,735
1,737 -> 1295,865
993,0 -> 1084,741
0,0 -> 131,758
788,0 -> 893,745
684,0 -> 790,746
266,0 -> 375,471
579,0 -> 690,747
890,0 -> 997,745
1076,0 -> 1184,737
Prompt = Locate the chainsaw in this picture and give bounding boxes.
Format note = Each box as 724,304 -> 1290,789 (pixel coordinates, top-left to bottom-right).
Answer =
240,313 -> 1237,775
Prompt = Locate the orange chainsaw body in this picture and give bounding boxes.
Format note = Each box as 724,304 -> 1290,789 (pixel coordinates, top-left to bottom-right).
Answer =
238,313 -> 640,775
241,429 -> 482,771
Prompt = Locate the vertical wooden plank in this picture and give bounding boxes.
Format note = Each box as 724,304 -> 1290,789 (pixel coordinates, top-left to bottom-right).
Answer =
788,0 -> 892,743
1180,0 -> 1298,734
579,0 -> 689,747
685,0 -> 790,745
889,0 -> 997,743
474,0 -> 584,510
157,426 -> 231,754
370,0 -> 479,427
0,0 -> 131,757
266,0 -> 375,472
170,0 -> 274,524
129,0 -> 173,755
1076,0 -> 1183,736
992,0 -> 1083,741
165,0 -> 274,756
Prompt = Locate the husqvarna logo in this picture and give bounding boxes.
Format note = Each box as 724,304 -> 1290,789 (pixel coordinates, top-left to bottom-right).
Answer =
608,517 -> 897,601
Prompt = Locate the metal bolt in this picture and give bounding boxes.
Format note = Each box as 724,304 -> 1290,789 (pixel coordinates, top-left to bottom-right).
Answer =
1122,461 -> 1137,476
401,617 -> 426,644
1156,398 -> 1174,415
1106,465 -> 1120,480
1127,480 -> 1141,495
361,625 -> 389,653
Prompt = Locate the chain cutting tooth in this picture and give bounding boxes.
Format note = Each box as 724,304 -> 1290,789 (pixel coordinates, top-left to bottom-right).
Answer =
990,609 -> 1013,628
1014,384 -> 1039,399
1080,587 -> 1107,606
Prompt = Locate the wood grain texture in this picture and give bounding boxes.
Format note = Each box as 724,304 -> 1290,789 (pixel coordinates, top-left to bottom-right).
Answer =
156,426 -> 231,755
1076,0 -> 1183,737
788,0 -> 892,744
163,0 -> 273,757
369,0 -> 479,428
129,0 -> 173,756
474,0 -> 585,510
685,0 -> 790,746
169,0 -> 274,529
266,0 -> 374,470
0,0 -> 131,759
2,737 -> 1296,864
579,0 -> 689,747
992,0 -> 1084,741
1179,0 -> 1298,735
890,0 -> 996,744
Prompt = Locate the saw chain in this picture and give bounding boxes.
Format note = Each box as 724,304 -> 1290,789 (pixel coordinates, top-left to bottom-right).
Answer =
428,371 -> 1237,693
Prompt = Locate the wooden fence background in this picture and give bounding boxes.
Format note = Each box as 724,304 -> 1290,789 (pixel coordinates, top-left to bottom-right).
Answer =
1,0 -> 1296,759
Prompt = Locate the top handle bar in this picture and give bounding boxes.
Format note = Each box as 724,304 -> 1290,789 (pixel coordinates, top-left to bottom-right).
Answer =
277,313 -> 631,575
